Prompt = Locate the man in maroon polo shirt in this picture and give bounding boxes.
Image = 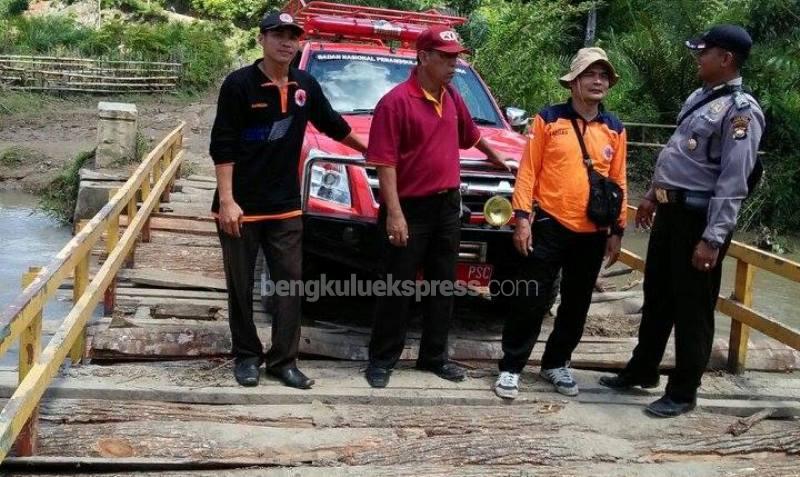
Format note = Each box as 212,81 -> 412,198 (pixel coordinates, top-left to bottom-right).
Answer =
364,26 -> 511,388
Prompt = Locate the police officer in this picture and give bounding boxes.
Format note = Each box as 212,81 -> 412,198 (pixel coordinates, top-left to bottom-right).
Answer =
599,25 -> 765,417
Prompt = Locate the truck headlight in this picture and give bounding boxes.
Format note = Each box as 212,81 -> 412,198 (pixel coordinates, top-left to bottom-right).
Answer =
484,195 -> 512,227
310,162 -> 351,206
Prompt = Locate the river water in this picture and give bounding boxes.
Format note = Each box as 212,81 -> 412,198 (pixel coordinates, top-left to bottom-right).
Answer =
0,191 -> 73,367
622,229 -> 800,336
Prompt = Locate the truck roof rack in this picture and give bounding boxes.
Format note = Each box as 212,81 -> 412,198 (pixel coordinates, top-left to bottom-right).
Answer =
284,0 -> 466,46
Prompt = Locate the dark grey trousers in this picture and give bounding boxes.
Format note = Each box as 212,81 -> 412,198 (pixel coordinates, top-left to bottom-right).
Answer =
217,217 -> 302,370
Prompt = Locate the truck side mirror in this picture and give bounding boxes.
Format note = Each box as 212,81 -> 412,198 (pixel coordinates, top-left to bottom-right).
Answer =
505,107 -> 529,131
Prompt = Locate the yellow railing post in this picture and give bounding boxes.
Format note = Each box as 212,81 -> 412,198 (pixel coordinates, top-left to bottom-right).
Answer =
153,153 -> 163,214
125,196 -> 137,267
728,259 -> 755,374
16,267 -> 42,456
141,172 -> 152,243
104,189 -> 120,315
70,223 -> 90,364
161,145 -> 174,204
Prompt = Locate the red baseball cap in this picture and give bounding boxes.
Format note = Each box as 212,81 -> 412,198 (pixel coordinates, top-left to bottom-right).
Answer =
416,25 -> 470,54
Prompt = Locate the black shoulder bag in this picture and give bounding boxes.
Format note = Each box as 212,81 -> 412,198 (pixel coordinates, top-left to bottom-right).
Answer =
570,117 -> 623,228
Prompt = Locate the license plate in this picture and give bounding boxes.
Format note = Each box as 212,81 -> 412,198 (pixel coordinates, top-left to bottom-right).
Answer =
456,263 -> 493,287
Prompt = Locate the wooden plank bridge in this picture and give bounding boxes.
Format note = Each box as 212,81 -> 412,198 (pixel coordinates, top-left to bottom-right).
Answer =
1,124 -> 799,475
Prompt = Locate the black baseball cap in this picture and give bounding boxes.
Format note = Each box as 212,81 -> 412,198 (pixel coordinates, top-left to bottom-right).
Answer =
686,24 -> 752,56
259,10 -> 303,35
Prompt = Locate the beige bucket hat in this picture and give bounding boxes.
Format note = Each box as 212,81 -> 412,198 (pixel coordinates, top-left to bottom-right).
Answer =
559,47 -> 619,88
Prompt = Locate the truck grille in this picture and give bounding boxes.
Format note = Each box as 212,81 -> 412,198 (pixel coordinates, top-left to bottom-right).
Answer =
364,165 -> 516,214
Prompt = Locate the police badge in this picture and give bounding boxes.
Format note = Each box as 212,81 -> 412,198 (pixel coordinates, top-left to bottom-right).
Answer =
731,115 -> 751,140
709,100 -> 724,116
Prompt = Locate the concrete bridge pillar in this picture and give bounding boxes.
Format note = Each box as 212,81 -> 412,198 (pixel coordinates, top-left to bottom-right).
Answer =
95,102 -> 138,168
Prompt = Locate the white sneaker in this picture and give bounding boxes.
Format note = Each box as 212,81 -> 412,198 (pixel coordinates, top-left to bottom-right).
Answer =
494,371 -> 520,400
540,365 -> 579,396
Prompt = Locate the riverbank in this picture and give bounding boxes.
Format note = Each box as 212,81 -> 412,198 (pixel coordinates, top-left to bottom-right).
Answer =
0,91 -> 216,196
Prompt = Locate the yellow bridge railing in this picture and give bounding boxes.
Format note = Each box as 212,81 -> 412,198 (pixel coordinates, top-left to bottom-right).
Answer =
618,205 -> 800,374
0,122 -> 186,460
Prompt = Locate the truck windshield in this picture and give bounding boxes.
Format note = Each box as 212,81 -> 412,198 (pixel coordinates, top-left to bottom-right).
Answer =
306,52 -> 503,127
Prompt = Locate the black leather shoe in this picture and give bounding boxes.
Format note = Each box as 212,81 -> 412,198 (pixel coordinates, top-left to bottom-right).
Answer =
645,395 -> 697,418
416,361 -> 466,382
599,373 -> 660,390
365,366 -> 392,388
234,360 -> 260,387
267,366 -> 314,389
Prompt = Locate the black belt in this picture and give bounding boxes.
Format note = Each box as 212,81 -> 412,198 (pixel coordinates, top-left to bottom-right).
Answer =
654,188 -> 684,204
654,187 -> 711,210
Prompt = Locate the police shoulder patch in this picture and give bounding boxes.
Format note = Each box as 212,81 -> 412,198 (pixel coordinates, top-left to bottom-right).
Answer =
731,115 -> 751,140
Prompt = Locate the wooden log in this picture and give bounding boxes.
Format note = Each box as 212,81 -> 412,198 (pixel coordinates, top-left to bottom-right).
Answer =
343,430 -> 633,466
5,461 -> 800,477
33,399 -> 562,434
34,421 -> 398,462
116,288 -> 228,300
119,216 -> 216,235
117,269 -> 226,291
152,304 -> 223,320
186,174 -> 217,183
727,409 -> 775,436
652,428 -> 800,456
147,232 -> 220,248
130,244 -> 223,278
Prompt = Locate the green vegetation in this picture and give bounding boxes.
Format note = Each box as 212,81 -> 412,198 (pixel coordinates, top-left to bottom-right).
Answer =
179,159 -> 199,178
0,147 -> 26,167
466,0 -> 800,233
0,0 -> 28,16
39,149 -> 95,223
0,8 -> 234,93
135,130 -> 150,163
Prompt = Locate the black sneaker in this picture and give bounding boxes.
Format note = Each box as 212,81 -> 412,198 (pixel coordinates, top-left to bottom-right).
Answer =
599,374 -> 660,390
416,361 -> 466,382
645,395 -> 697,418
234,359 -> 260,387
365,365 -> 392,388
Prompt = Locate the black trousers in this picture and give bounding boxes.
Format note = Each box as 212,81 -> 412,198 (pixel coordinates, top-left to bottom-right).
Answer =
499,212 -> 607,373
622,203 -> 731,402
368,190 -> 461,369
217,217 -> 302,370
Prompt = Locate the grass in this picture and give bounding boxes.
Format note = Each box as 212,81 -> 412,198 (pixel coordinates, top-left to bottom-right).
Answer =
0,146 -> 25,166
0,91 -> 69,117
38,149 -> 95,223
179,160 -> 199,178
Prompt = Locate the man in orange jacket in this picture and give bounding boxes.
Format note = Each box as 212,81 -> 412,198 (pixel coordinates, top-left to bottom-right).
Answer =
494,47 -> 627,399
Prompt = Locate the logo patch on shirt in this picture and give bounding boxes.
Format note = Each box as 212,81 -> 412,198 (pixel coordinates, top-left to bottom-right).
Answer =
708,100 -> 725,116
250,102 -> 268,109
439,31 -> 458,42
603,144 -> 614,161
294,89 -> 307,107
731,115 -> 750,140
549,128 -> 569,137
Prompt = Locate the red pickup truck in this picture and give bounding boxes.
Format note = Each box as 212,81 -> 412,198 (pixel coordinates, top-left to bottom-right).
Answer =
288,1 -> 528,296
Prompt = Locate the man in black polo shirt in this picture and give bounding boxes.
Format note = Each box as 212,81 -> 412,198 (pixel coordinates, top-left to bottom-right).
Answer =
210,11 -> 366,388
